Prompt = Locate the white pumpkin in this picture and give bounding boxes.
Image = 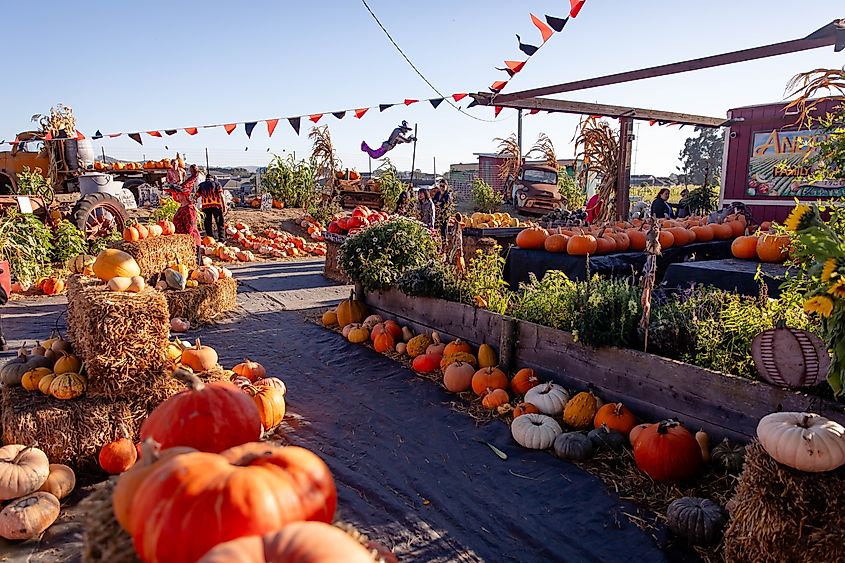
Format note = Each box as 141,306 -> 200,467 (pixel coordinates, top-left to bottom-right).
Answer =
511,414 -> 562,450
757,412 -> 845,472
525,382 -> 570,416
0,445 -> 50,500
362,315 -> 383,329
0,492 -> 60,540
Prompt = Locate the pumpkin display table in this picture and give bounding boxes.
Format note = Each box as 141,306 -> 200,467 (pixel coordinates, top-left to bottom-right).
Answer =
502,240 -> 733,290
112,234 -> 197,280
163,277 -> 238,323
662,258 -> 789,297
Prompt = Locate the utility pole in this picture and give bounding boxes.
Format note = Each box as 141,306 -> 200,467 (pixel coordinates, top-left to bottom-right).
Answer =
410,124 -> 419,188
517,109 -> 524,156
205,148 -> 210,176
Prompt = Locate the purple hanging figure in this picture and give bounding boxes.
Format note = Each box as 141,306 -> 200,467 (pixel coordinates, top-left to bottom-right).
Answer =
361,121 -> 416,159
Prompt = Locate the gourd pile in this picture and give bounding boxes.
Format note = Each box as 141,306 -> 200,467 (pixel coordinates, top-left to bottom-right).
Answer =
2,335 -> 87,400
326,206 -> 391,237
516,212 -> 756,256
0,444 -> 76,541
219,222 -> 327,260
457,211 -> 530,229
299,213 -> 326,241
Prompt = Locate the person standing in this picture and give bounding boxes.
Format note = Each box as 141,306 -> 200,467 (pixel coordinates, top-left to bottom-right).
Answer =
432,179 -> 452,211
197,175 -> 227,242
394,185 -> 411,215
417,188 -> 435,229
585,193 -> 603,224
167,184 -> 202,264
675,188 -> 692,218
165,159 -> 182,185
650,188 -> 675,219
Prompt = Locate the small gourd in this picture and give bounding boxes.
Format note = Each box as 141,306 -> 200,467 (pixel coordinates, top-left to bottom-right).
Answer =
563,391 -> 599,429
695,430 -> 710,463
477,344 -> 497,368
711,438 -> 746,472
21,368 -> 52,392
164,268 -> 186,290
346,325 -> 370,344
553,431 -> 596,461
107,276 -> 133,292
49,372 -> 87,400
127,276 -> 146,293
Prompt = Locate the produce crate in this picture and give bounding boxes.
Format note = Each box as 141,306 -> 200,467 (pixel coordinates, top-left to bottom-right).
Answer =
163,277 -> 238,323
112,234 -> 198,280
324,240 -> 351,284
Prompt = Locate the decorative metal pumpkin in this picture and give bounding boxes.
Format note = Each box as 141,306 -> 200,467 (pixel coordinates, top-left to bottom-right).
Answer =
751,326 -> 829,389
711,438 -> 746,473
665,497 -> 727,545
587,424 -> 627,452
511,414 -> 562,450
553,432 -> 595,461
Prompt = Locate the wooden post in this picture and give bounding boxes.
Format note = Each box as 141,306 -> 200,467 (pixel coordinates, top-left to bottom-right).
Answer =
616,117 -> 634,220
499,316 -> 517,373
409,124 -> 418,188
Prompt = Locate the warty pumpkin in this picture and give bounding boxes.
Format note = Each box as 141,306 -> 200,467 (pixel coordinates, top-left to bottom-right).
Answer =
440,351 -> 477,371
633,420 -> 702,482
37,464 -> 75,500
321,310 -> 338,327
140,367 -> 262,453
49,372 -> 86,400
756,411 -> 845,472
563,391 -> 599,429
245,385 -> 286,430
92,249 -> 141,281
0,445 -> 50,500
336,290 -> 367,327
406,334 -> 433,358
443,361 -> 475,393
99,438 -> 137,474
129,444 -> 337,563
0,492 -> 60,541
511,413 -> 562,450
510,368 -> 540,395
524,382 -> 569,416
471,367 -> 508,396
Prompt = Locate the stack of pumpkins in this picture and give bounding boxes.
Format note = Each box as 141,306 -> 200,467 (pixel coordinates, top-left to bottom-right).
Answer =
0,444 -> 75,542
2,335 -> 87,400
122,220 -> 177,243
516,213 -> 754,256
86,249 -> 146,293
730,222 -> 791,263
103,361 -> 383,562
154,257 -> 233,292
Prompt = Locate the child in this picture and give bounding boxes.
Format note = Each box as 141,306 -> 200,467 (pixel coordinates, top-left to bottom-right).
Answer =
167,185 -> 202,265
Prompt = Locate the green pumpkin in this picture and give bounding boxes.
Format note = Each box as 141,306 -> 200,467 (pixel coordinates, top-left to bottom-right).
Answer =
587,424 -> 627,452
666,497 -> 727,545
553,431 -> 595,461
711,438 -> 746,472
163,268 -> 186,290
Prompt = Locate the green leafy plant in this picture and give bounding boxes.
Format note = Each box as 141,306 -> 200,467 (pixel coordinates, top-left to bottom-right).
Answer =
14,166 -> 54,205
685,183 -> 719,215
88,229 -> 121,255
339,217 -> 437,291
397,260 -> 461,301
557,169 -> 584,209
261,154 -> 318,208
151,197 -> 181,222
374,159 -> 407,212
307,196 -> 341,228
50,220 -> 86,265
470,178 -> 503,213
0,209 -> 53,284
460,247 -> 511,314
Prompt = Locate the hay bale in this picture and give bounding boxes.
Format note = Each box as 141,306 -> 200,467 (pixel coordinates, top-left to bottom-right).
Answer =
1,369 -> 228,472
81,478 -> 139,563
112,234 -> 197,280
164,277 -> 238,324
723,441 -> 845,562
67,276 -> 170,398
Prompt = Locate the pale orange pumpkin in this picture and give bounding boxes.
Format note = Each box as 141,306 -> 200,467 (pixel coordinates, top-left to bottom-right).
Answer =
481,388 -> 510,409
232,359 -> 266,382
181,339 -> 219,372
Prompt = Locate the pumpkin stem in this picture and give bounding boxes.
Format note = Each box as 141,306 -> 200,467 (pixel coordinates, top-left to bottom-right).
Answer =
139,438 -> 162,467
800,414 -> 811,428
9,443 -> 37,464
613,403 -> 624,416
172,366 -> 205,391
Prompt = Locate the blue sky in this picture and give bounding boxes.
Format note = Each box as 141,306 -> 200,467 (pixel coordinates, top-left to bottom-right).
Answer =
1,1 -> 842,175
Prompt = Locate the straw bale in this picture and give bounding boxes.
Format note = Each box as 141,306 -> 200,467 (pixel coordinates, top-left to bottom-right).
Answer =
164,277 -> 238,324
112,234 -> 197,280
723,441 -> 845,563
80,478 -> 139,563
0,368 -> 228,472
67,276 -> 170,398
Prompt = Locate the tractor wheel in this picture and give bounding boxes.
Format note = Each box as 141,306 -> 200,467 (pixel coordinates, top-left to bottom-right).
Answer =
72,193 -> 127,240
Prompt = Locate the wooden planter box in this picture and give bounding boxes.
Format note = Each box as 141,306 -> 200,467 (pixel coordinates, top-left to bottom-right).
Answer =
323,240 -> 350,284
360,286 -> 845,443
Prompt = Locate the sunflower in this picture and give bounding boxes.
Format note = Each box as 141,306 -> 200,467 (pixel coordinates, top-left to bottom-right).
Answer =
784,204 -> 815,232
822,258 -> 841,282
828,278 -> 845,299
804,295 -> 834,317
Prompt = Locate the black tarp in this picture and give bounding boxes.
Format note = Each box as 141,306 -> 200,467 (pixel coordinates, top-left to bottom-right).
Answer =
663,258 -> 789,297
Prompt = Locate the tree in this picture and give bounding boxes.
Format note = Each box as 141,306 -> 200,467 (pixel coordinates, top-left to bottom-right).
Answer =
677,127 -> 724,186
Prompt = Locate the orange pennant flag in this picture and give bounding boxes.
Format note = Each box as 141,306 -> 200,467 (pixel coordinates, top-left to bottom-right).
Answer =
404,99 -> 418,106
309,114 -> 323,123
490,80 -> 508,92
184,128 -> 198,135
495,106 -> 504,118
504,60 -> 527,74
266,119 -> 279,137
531,14 -> 554,43
570,0 -> 586,18
224,124 -> 237,135
147,131 -> 162,137
452,93 -> 468,102
355,108 -> 370,119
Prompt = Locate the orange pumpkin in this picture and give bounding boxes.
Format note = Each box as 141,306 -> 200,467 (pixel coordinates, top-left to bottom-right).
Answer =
99,438 -> 137,474
123,226 -> 140,242
690,225 -> 714,242
728,219 -> 746,237
232,359 -> 265,382
481,388 -> 510,409
567,234 -> 598,256
471,367 -> 508,396
544,234 -> 569,253
516,227 -> 549,250
760,221 -> 772,232
756,233 -> 790,263
41,278 -> 65,295
512,402 -> 540,418
511,368 -> 541,395
443,339 -> 472,357
666,227 -> 690,246
731,235 -> 759,259
610,231 -> 630,251
373,331 -> 395,353
244,385 -> 286,430
710,223 -> 734,240
594,236 -> 617,255
593,403 -> 639,437
657,230 -> 675,249
626,229 -> 647,251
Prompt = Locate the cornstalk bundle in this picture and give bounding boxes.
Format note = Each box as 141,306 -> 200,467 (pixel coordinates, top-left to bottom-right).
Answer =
575,117 -> 619,222
309,125 -> 341,192
639,220 -> 661,352
784,67 -> 845,125
112,234 -> 198,281
723,441 -> 845,562
444,217 -> 465,274
495,134 -> 522,186
528,133 -> 558,167
164,277 -> 238,323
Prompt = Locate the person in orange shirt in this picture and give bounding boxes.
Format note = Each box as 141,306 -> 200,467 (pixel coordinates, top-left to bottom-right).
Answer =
197,175 -> 227,241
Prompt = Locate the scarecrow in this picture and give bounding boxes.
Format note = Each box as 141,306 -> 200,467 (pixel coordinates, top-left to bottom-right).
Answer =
361,121 -> 416,159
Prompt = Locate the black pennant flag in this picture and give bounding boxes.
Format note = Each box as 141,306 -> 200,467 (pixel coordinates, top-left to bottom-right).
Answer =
288,117 -> 301,135
516,34 -> 539,56
165,129 -> 178,136
379,104 -> 395,112
467,99 -> 479,109
496,66 -> 517,78
429,98 -> 444,109
129,133 -> 143,145
244,122 -> 257,138
545,15 -> 568,32
332,111 -> 347,120
92,130 -> 103,140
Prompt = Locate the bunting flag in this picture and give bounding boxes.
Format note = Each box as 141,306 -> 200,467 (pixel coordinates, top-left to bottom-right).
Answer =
379,104 -> 394,112
147,131 -> 162,137
288,117 -> 301,135
354,108 -> 369,119
570,0 -> 586,18
266,119 -> 279,137
309,114 -> 323,123
496,60 -> 527,77
244,122 -> 257,138
404,99 -> 418,106
528,109 -> 540,115
546,15 -> 568,32
516,34 -> 539,56
224,124 -> 237,135
76,131 -> 86,140
452,93 -> 468,102
129,133 -> 143,145
93,130 -> 103,140
530,14 -> 554,43
495,106 -> 504,118
165,129 -> 178,136
429,98 -> 444,109
490,80 -> 509,93
332,111 -> 346,120
109,133 -> 122,138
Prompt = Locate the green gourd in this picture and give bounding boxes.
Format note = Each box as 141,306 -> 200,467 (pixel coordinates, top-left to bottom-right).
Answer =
163,268 -> 186,290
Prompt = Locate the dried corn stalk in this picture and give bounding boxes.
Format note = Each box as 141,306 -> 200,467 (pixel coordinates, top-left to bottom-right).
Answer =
309,125 -> 341,191
639,219 -> 661,352
495,134 -> 522,184
575,117 -> 619,222
784,67 -> 845,125
32,104 -> 76,138
528,133 -> 557,167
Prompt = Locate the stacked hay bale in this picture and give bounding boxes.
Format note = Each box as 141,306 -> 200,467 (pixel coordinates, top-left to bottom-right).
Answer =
163,277 -> 238,324
112,234 -> 197,280
1,275 -> 226,472
723,441 -> 845,562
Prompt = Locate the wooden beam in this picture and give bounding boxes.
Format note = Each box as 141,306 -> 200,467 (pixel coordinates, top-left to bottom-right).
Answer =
493,19 -> 845,103
479,95 -> 727,128
616,117 -> 634,220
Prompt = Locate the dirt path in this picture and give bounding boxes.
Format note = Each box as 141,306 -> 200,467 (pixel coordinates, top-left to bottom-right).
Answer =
0,261 -> 690,562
